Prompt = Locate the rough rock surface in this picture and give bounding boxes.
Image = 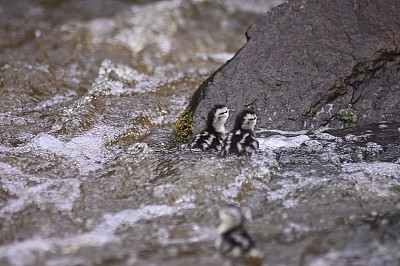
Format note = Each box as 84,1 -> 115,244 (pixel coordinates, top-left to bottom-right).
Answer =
187,0 -> 400,132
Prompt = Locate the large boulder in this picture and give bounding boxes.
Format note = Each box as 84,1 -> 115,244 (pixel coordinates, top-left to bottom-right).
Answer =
186,0 -> 400,133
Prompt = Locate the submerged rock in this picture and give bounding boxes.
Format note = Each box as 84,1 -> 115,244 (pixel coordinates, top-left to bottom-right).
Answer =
185,0 -> 400,133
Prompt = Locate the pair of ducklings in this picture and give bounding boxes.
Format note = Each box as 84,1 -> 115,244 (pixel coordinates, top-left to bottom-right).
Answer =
191,105 -> 259,156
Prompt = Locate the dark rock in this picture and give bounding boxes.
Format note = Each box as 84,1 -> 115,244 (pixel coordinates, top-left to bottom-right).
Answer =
187,0 -> 400,132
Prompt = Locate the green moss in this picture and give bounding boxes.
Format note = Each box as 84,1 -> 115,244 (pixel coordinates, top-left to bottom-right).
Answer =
173,108 -> 194,143
275,79 -> 291,87
275,79 -> 283,86
310,106 -> 317,117
245,101 -> 257,111
338,107 -> 357,127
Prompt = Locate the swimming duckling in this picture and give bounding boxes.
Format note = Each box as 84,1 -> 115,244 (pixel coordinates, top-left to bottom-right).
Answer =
191,104 -> 229,151
221,109 -> 259,156
215,204 -> 262,258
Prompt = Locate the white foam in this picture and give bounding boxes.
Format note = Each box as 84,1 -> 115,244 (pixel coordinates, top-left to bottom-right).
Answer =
314,132 -> 342,142
0,162 -> 81,216
0,204 -> 194,266
85,0 -> 182,55
157,225 -> 215,246
341,162 -> 400,175
266,171 -> 331,208
0,123 -> 134,175
256,129 -> 309,135
34,93 -> 76,112
28,124 -> 124,174
258,135 -> 310,150
341,162 -> 400,197
91,60 -> 185,96
1,180 -> 80,215
378,124 -> 389,129
219,0 -> 286,14
208,52 -> 235,62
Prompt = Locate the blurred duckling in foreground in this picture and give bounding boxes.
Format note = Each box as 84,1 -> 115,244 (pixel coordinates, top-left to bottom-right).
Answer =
215,204 -> 262,259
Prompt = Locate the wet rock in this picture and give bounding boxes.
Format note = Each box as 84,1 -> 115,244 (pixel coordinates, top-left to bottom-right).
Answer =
187,0 -> 400,132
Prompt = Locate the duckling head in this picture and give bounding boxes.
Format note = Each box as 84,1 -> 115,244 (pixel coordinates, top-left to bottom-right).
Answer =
208,104 -> 229,134
234,110 -> 257,131
217,204 -> 245,234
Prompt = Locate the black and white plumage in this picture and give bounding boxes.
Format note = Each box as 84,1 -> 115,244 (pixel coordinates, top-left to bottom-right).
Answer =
191,105 -> 229,151
215,205 -> 262,258
221,109 -> 259,156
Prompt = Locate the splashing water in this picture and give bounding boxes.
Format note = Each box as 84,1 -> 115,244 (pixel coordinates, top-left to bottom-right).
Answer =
0,0 -> 399,265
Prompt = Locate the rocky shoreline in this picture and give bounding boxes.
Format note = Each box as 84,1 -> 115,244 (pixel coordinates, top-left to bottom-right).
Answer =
177,0 -> 400,140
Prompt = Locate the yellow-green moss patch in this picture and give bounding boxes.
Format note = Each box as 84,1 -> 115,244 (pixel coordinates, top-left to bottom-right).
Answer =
173,108 -> 194,143
338,107 -> 357,127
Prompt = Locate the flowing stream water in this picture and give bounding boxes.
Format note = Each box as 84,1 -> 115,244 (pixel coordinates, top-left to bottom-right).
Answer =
1,1 -> 399,265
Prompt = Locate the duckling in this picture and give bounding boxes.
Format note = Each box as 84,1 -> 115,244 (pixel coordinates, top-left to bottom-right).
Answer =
221,109 -> 259,156
191,104 -> 229,151
215,204 -> 262,258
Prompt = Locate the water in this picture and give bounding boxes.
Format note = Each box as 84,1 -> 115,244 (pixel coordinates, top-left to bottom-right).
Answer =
1,0 -> 400,265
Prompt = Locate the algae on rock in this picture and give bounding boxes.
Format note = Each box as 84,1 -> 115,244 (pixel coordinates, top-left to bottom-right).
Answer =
173,108 -> 194,143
